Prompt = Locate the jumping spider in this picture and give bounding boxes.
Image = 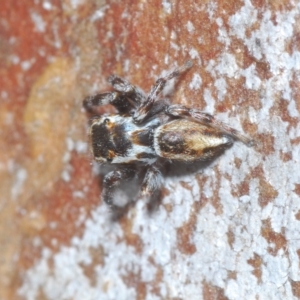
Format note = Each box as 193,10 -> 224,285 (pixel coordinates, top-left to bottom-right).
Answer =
83,61 -> 253,211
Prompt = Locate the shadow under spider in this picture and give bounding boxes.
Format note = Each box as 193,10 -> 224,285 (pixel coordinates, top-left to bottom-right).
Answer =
96,145 -> 230,221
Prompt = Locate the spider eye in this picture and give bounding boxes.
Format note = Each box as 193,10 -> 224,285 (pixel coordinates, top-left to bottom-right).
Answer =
104,118 -> 110,124
106,158 -> 112,162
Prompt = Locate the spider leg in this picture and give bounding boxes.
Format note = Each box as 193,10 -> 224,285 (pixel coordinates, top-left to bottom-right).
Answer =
83,92 -> 120,114
133,61 -> 193,123
83,76 -> 146,115
108,75 -> 146,106
141,165 -> 163,198
102,166 -> 136,211
165,104 -> 254,146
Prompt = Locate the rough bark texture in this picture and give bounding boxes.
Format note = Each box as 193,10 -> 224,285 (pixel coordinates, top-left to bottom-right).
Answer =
0,0 -> 300,299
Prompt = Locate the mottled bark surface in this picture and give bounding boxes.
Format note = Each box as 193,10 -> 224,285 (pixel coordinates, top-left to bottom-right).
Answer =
0,0 -> 300,299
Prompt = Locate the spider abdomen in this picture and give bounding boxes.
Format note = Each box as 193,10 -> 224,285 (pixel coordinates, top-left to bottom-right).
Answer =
154,119 -> 233,161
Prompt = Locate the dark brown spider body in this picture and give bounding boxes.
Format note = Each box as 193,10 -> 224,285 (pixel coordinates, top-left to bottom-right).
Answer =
84,61 -> 253,211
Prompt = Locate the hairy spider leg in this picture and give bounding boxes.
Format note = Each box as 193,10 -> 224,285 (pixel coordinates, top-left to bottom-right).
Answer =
83,76 -> 146,115
83,92 -> 120,114
102,166 -> 136,210
165,104 -> 254,146
141,165 -> 163,197
108,75 -> 146,106
133,61 -> 193,123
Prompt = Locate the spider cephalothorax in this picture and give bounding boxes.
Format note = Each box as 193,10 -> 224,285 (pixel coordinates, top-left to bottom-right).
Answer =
83,61 -> 253,211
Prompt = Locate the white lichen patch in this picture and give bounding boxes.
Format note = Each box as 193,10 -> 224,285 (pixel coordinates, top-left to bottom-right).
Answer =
189,73 -> 202,90
30,12 -> 46,32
